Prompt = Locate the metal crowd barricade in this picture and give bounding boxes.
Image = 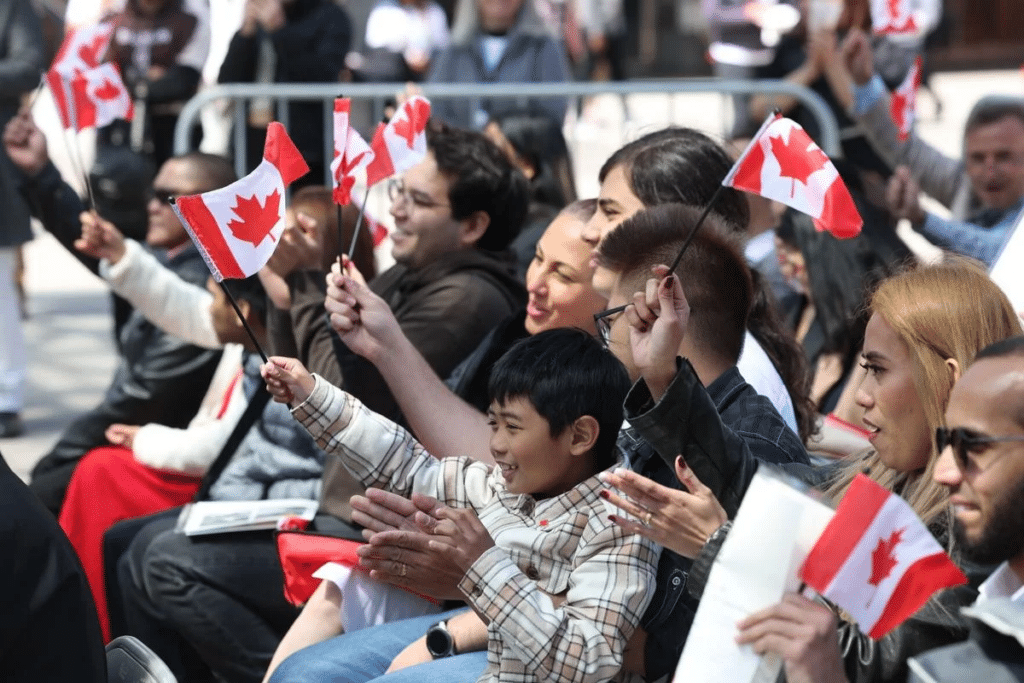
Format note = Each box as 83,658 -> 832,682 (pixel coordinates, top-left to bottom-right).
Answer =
173,80 -> 840,185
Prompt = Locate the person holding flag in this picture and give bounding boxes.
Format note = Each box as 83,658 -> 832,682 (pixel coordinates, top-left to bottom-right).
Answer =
0,0 -> 45,438
843,28 -> 1024,266
602,259 -> 1021,682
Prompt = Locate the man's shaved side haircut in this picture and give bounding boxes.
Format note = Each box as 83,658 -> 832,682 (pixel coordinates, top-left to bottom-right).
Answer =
599,203 -> 753,364
176,152 -> 238,192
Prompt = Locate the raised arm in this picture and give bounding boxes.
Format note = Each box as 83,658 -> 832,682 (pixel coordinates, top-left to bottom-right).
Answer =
77,211 -> 221,348
326,265 -> 493,462
842,29 -> 965,209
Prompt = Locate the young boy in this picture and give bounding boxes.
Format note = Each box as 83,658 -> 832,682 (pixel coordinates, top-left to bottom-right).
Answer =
261,327 -> 658,683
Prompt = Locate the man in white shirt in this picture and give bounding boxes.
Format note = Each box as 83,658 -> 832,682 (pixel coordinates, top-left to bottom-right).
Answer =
913,335 -> 1024,680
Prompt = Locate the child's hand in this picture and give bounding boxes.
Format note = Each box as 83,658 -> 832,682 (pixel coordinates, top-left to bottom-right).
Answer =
425,507 -> 495,574
261,356 -> 314,404
627,266 -> 689,399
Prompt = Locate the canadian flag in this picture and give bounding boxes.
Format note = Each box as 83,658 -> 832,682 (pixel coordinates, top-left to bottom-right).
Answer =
47,22 -> 116,129
364,95 -> 431,187
174,123 -> 309,281
330,98 -> 374,205
871,0 -> 919,36
74,63 -> 133,129
724,113 -> 862,238
891,56 -> 922,142
51,22 -> 114,77
799,474 -> 967,639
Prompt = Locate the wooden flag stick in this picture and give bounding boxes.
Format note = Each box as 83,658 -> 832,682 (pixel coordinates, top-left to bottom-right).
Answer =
347,184 -> 373,261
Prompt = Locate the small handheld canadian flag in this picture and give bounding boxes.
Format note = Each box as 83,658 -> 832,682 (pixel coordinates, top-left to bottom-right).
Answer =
47,22 -> 116,130
50,22 -> 114,77
724,113 -> 863,239
330,98 -> 374,205
891,56 -> 922,142
799,474 -> 967,639
174,122 -> 309,282
364,95 -> 431,187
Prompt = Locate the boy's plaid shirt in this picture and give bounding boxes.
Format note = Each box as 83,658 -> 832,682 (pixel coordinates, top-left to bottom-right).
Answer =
294,375 -> 659,683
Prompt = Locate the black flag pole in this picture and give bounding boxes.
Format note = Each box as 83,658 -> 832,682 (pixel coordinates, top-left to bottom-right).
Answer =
219,279 -> 269,364
666,184 -> 727,274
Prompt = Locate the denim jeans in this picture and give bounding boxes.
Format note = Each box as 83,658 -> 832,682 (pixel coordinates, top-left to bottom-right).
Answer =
269,608 -> 489,683
120,516 -> 298,683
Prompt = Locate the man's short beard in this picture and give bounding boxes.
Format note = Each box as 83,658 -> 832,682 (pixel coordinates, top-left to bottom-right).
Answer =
954,474 -> 1024,566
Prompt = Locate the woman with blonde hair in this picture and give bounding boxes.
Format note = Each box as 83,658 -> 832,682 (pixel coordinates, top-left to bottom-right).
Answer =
602,257 -> 1022,683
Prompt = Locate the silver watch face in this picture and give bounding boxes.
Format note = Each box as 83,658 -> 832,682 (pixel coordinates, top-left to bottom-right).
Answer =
426,622 -> 454,658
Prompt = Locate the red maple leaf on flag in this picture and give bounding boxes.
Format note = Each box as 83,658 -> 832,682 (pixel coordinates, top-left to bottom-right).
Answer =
868,528 -> 904,586
392,98 -> 431,149
77,33 -> 107,67
93,77 -> 121,101
769,134 -> 830,187
227,189 -> 281,247
333,150 -> 368,204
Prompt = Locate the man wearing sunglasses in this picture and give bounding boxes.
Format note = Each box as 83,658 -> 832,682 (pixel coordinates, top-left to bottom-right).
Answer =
2,109 -> 231,515
914,335 -> 1024,679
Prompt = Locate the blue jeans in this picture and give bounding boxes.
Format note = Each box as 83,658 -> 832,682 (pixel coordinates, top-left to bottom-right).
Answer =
269,608 -> 488,683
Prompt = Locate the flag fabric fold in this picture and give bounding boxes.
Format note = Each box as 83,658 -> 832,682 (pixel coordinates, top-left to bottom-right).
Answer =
871,0 -> 920,36
723,113 -> 863,239
799,474 -> 967,639
330,98 -> 374,205
48,21 -> 116,130
891,56 -> 922,142
364,95 -> 431,187
70,62 -> 133,130
174,122 -> 309,281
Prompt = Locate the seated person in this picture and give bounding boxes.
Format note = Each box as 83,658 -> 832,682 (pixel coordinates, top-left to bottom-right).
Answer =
260,328 -> 658,683
57,269 -> 267,642
843,29 -> 1024,265
3,110 -> 228,515
0,450 -> 105,682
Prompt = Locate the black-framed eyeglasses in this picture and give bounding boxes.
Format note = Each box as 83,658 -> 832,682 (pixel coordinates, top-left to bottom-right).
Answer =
935,426 -> 1024,470
593,304 -> 627,347
387,178 -> 449,210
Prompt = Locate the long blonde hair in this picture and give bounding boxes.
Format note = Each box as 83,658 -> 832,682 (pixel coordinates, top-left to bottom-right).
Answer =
824,259 -> 1023,528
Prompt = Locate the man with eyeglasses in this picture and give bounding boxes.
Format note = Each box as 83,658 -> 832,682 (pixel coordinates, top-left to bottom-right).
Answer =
912,336 -> 1024,680
2,109 -> 230,515
280,121 -> 528,425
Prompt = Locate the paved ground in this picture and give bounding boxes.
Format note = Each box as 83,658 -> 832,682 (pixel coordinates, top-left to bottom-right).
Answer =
1,68 -> 1019,481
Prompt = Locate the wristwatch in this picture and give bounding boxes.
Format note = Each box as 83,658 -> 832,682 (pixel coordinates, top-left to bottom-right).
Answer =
425,619 -> 457,659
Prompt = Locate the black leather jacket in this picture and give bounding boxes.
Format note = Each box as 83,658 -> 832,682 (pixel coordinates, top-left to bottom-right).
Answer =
21,163 -> 222,508
638,359 -> 978,683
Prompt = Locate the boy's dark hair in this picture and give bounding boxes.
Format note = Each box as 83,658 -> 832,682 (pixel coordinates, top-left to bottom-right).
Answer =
428,121 -> 529,252
598,127 -> 750,233
488,328 -> 629,471
599,204 -> 752,366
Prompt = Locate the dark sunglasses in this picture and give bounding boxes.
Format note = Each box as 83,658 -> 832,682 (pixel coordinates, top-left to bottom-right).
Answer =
151,189 -> 182,205
934,426 -> 1024,470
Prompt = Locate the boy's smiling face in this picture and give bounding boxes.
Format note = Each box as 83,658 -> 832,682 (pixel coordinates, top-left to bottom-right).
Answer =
487,397 -> 597,499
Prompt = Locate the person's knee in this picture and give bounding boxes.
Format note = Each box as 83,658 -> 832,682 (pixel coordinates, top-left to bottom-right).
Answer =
268,644 -> 342,683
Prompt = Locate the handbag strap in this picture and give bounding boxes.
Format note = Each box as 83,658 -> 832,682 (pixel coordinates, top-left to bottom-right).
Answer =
194,384 -> 272,502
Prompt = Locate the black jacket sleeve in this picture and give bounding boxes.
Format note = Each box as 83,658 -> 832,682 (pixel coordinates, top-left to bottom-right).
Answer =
19,162 -> 99,274
625,359 -> 817,517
